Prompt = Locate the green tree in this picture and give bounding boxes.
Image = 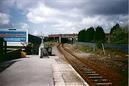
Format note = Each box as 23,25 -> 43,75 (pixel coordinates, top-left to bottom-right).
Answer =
95,26 -> 106,43
78,29 -> 86,42
78,30 -> 82,42
110,27 -> 128,44
110,23 -> 120,34
86,27 -> 95,42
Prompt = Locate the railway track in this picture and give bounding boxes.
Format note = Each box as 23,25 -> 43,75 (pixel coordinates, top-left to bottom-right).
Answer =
57,43 -> 114,86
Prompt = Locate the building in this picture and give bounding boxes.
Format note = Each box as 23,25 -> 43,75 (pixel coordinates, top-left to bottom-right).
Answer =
48,34 -> 78,43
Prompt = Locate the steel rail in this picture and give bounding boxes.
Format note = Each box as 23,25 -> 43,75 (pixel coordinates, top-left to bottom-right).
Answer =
57,43 -> 113,86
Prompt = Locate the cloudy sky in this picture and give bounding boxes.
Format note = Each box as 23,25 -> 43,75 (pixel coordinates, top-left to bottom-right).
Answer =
0,0 -> 128,35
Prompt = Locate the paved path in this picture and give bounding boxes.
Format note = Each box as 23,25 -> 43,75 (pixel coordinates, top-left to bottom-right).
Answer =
0,55 -> 54,86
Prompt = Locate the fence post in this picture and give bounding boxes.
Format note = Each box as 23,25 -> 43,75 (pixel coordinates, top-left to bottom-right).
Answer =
93,44 -> 96,52
102,43 -> 106,55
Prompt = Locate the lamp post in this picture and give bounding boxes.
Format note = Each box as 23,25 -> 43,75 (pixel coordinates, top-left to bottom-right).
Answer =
39,33 -> 45,57
41,35 -> 44,47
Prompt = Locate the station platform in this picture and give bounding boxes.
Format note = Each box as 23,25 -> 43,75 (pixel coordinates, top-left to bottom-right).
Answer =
0,46 -> 88,86
0,55 -> 54,86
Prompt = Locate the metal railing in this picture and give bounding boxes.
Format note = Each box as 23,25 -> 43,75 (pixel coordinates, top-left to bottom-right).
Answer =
0,38 -> 7,62
0,37 -> 21,63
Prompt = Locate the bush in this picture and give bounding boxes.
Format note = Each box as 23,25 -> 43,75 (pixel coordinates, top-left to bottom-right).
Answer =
96,41 -> 102,49
21,51 -> 27,58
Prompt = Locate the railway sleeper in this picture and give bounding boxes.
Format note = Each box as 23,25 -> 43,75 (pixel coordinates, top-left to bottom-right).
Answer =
78,65 -> 88,68
89,76 -> 103,79
95,82 -> 112,86
93,78 -> 108,82
87,73 -> 100,76
81,68 -> 93,72
83,71 -> 96,74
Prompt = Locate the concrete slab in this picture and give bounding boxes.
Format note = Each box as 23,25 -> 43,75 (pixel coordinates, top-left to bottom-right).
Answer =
51,56 -> 88,86
51,46 -> 89,86
0,55 -> 54,86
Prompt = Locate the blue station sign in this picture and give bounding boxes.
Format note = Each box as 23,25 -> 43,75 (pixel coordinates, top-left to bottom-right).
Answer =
0,29 -> 28,46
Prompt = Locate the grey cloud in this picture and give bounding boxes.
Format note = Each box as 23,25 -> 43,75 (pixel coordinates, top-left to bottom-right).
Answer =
0,0 -> 15,12
0,23 -> 12,28
0,0 -> 128,34
0,0 -> 127,16
45,0 -> 128,16
89,0 -> 128,15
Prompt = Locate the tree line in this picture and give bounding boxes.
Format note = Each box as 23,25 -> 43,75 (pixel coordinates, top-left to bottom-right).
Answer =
78,23 -> 128,44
